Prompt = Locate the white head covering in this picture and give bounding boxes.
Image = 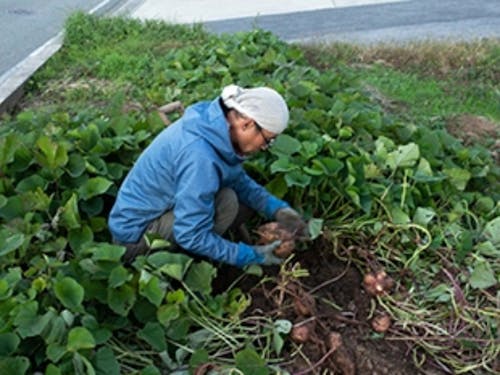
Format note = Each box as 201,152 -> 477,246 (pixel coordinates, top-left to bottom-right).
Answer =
221,84 -> 289,134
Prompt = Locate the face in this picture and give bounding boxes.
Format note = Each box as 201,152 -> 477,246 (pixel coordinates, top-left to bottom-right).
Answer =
228,111 -> 277,156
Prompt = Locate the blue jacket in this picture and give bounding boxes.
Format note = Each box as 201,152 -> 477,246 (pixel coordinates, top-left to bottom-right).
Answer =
108,98 -> 289,266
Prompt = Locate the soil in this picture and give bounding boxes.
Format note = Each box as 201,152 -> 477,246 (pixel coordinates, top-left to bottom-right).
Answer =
215,237 -> 444,375
446,114 -> 500,163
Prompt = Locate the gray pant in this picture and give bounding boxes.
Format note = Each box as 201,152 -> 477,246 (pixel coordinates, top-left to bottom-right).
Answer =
119,188 -> 246,263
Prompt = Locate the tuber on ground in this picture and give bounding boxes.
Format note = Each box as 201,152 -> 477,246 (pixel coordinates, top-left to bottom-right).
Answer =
363,270 -> 394,296
290,324 -> 311,344
293,292 -> 316,317
371,313 -> 391,333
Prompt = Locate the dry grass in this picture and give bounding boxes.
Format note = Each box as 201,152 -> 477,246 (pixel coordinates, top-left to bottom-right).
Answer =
300,39 -> 500,82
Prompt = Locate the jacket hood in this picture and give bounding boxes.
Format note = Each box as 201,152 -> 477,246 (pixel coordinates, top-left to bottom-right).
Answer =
182,98 -> 245,165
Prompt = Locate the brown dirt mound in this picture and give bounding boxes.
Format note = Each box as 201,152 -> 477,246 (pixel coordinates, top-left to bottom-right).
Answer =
446,114 -> 500,163
446,114 -> 499,144
222,238 -> 445,375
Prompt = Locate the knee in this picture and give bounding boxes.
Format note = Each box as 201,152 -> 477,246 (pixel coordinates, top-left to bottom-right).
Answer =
216,188 -> 238,216
214,188 -> 239,234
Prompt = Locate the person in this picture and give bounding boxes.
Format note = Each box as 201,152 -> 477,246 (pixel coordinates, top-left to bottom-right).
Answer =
108,84 -> 307,267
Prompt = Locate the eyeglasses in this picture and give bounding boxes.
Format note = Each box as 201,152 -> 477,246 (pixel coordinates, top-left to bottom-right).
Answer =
254,122 -> 276,147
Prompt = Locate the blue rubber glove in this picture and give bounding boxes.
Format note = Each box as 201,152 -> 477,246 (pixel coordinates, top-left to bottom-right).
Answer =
275,207 -> 309,239
253,240 -> 283,266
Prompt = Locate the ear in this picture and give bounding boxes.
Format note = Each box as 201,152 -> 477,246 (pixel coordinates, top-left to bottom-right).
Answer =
241,117 -> 254,130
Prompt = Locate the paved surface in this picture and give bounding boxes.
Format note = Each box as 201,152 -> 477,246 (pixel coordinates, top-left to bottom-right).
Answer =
200,0 -> 500,43
0,0 -> 128,111
1,0 -> 499,112
0,0 -> 125,80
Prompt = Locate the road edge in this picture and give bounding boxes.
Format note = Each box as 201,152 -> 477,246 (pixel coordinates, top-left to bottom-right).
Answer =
0,0 -> 143,115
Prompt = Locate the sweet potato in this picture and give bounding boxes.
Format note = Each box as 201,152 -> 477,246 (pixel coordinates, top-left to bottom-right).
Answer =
363,270 -> 394,296
290,324 -> 310,344
371,313 -> 391,333
255,222 -> 296,258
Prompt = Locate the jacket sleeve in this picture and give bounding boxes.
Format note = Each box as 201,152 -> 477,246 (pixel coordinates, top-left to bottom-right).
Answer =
172,147 -> 263,266
231,168 -> 289,219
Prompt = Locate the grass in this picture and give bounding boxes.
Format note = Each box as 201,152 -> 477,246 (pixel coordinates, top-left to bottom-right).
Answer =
301,40 -> 500,121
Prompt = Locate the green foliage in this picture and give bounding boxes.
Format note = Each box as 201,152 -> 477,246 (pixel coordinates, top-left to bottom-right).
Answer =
0,12 -> 498,375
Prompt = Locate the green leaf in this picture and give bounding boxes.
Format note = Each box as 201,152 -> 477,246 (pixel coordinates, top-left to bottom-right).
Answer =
474,196 -> 495,213
146,251 -> 172,268
0,195 -> 25,220
0,356 -> 29,375
44,316 -> 67,345
385,143 -> 420,170
390,206 -> 410,225
14,302 -> 55,338
284,170 -> 311,188
189,349 -> 210,370
235,347 -> 269,375
139,365 -> 161,375
67,327 -> 95,352
469,261 -> 497,289
413,207 -> 436,226
270,158 -> 299,173
0,133 -> 19,167
68,225 -> 93,252
73,351 -> 97,375
139,271 -> 166,307
46,343 -> 66,362
244,264 -> 263,277
66,154 -> 86,177
312,157 -> 343,176
474,241 -> 499,257
77,177 -> 113,200
273,319 -> 292,355
456,230 -> 474,263
80,196 -> 104,216
94,347 -> 120,375
265,175 -> 288,198
0,229 -> 24,256
166,316 -> 191,341
54,277 -> 84,312
157,253 -> 193,281
0,332 -> 20,356
89,243 -> 126,262
45,363 -> 62,375
271,134 -> 301,156
0,195 -> 6,209
35,135 -> 68,169
137,322 -> 166,351
307,218 -> 323,240
157,304 -> 180,327
443,168 -> 471,191
482,217 -> 500,248
184,262 -> 217,295
107,284 -> 136,316
59,193 -> 81,230
274,319 -> 292,334
15,174 -> 47,193
109,266 -> 132,288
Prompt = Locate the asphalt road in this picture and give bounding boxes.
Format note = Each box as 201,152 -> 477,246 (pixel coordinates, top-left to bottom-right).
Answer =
0,0 -> 125,78
203,0 -> 500,43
